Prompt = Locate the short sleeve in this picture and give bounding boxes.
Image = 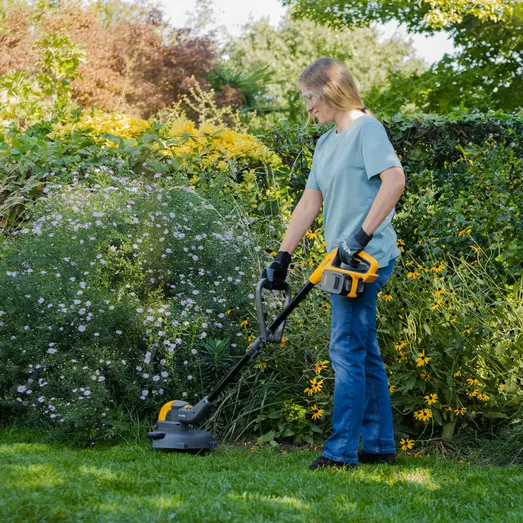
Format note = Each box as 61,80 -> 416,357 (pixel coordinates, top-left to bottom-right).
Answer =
361,120 -> 402,180
305,145 -> 321,191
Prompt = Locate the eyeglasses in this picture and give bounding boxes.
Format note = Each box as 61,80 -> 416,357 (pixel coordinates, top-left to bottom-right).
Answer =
301,89 -> 321,107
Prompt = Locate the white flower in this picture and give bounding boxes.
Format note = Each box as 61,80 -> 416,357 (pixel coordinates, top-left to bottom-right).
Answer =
153,376 -> 160,382
47,348 -> 57,354
17,385 -> 27,393
78,325 -> 86,332
84,390 -> 91,396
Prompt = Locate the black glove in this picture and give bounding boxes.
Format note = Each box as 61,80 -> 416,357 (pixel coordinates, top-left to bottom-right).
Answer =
337,227 -> 373,266
262,251 -> 291,289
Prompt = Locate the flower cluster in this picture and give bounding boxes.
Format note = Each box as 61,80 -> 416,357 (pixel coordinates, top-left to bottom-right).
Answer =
1,174 -> 256,442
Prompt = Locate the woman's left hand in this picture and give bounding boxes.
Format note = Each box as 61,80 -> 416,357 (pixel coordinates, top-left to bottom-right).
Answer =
337,227 -> 373,265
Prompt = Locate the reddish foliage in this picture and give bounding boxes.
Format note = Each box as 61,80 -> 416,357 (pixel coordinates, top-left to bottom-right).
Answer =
0,2 -> 219,118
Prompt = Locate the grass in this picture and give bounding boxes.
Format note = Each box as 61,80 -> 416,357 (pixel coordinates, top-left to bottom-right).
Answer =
1,428 -> 522,523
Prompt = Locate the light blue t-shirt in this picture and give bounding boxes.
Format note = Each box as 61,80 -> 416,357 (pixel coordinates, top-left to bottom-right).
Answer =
305,115 -> 402,268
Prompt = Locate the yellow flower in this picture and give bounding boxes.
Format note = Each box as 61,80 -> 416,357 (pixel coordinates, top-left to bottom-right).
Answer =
240,319 -> 249,328
434,289 -> 445,296
420,372 -> 432,381
400,438 -> 415,451
477,393 -> 489,402
466,389 -> 479,398
314,360 -> 329,374
416,351 -> 432,367
394,341 -> 408,351
311,404 -> 324,420
280,337 -> 288,347
458,227 -> 472,237
407,271 -> 419,279
310,378 -> 324,393
430,302 -> 440,311
257,359 -> 267,370
424,393 -> 438,405
389,385 -> 396,393
453,370 -> 462,377
381,293 -> 393,302
454,407 -> 467,416
225,309 -> 233,315
467,378 -> 480,385
270,251 -> 277,257
463,327 -> 472,334
430,262 -> 445,273
305,231 -> 317,240
449,317 -> 457,323
304,387 -> 314,397
414,408 -> 433,422
396,239 -> 405,253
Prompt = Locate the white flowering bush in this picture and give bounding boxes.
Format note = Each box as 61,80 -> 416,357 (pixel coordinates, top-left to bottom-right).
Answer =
0,176 -> 258,444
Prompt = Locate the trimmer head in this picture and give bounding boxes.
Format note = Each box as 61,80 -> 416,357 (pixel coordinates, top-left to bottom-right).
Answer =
147,399 -> 217,451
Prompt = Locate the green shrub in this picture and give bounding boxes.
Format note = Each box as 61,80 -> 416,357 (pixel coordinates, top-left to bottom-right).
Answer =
0,176 -> 257,444
206,110 -> 523,447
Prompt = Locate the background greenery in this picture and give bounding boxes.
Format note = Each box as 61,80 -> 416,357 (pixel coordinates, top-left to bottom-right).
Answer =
0,0 -> 521,464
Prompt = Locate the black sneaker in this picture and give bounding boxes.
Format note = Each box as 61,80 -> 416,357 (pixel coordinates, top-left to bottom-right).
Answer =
309,455 -> 357,470
357,451 -> 397,465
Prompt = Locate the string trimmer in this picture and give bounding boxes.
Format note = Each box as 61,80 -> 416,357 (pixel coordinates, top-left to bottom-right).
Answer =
147,249 -> 379,451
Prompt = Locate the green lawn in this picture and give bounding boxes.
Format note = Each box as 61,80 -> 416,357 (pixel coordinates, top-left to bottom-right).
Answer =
1,429 -> 522,523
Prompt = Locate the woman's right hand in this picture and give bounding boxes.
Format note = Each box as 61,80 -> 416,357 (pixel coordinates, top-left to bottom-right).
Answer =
261,251 -> 291,289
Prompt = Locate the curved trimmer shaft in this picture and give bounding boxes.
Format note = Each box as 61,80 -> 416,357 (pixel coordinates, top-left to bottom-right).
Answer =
171,280 -> 316,425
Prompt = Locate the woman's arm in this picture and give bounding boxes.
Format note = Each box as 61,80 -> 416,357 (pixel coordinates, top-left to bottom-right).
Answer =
362,167 -> 405,236
279,188 -> 323,255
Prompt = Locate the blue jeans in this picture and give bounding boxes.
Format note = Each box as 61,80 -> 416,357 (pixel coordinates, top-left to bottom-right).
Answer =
322,257 -> 397,464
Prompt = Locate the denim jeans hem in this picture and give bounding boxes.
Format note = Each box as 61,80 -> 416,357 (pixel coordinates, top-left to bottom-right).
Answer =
322,450 -> 358,465
361,447 -> 396,454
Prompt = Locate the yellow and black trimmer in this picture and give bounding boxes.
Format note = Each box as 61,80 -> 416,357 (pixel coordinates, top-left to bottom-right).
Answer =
147,249 -> 379,451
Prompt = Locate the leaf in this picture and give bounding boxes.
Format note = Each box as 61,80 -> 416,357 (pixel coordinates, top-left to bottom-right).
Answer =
256,430 -> 275,444
483,412 -> 508,419
442,421 -> 456,441
432,408 -> 443,426
423,324 -> 432,335
404,377 -> 416,391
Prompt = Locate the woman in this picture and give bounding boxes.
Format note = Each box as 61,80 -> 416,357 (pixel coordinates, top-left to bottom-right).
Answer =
263,57 -> 406,470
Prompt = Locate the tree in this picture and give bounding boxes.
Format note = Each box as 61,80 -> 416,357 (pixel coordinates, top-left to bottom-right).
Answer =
280,0 -> 522,113
0,0 -> 218,119
222,9 -> 426,122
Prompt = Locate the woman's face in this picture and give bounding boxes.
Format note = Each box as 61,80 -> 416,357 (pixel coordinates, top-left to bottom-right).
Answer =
299,85 -> 336,125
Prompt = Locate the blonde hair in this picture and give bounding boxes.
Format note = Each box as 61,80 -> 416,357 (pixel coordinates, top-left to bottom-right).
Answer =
299,57 -> 371,117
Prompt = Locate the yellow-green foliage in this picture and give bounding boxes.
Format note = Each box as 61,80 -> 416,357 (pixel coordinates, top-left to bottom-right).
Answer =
162,118 -> 281,172
48,108 -> 151,142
